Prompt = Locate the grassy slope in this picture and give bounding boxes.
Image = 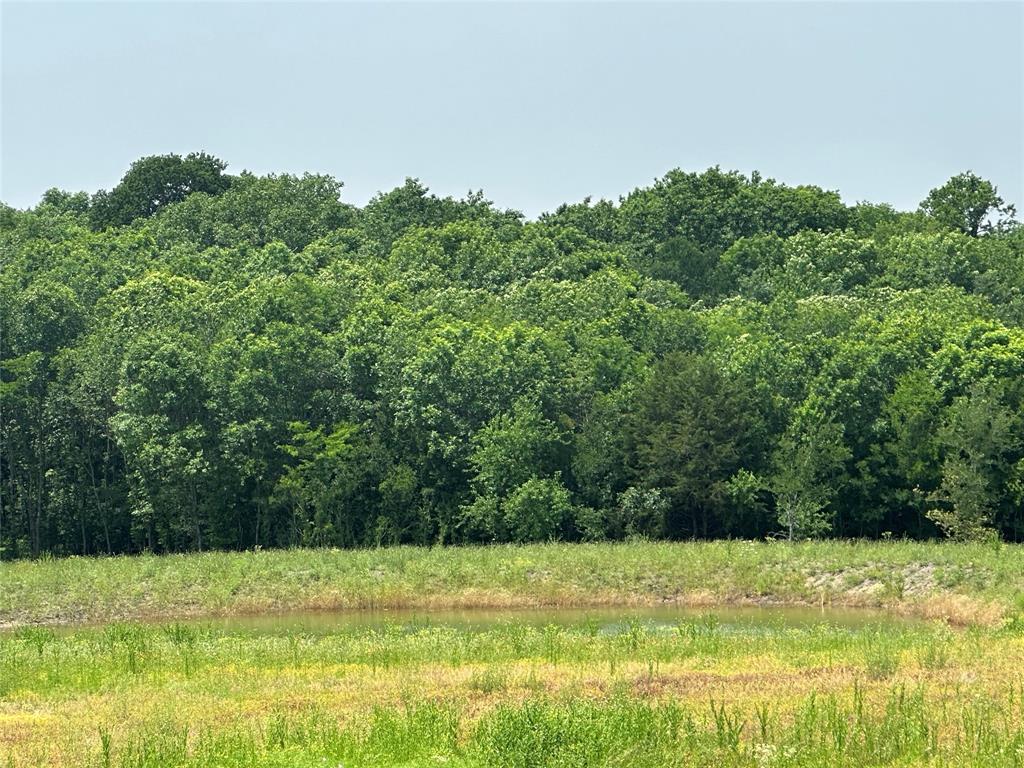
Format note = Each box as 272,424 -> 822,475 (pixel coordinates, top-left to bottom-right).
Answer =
1,540 -> 1019,627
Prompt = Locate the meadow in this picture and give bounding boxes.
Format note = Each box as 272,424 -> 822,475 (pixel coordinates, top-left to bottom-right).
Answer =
3,541 -> 1024,766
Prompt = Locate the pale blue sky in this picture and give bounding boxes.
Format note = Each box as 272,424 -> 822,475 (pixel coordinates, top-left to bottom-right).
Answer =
2,1 -> 1021,217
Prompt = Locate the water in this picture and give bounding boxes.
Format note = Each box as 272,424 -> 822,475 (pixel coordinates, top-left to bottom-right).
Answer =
137,603 -> 918,636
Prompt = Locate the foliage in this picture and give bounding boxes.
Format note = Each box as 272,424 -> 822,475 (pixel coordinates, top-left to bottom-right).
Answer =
926,382 -> 1020,541
2,157 -> 1024,557
919,171 -> 1017,237
502,476 -> 573,543
90,152 -> 230,229
770,419 -> 851,540
627,352 -> 762,537
614,486 -> 669,539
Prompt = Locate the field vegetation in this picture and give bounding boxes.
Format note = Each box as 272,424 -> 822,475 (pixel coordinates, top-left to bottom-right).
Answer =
3,541 -> 1024,766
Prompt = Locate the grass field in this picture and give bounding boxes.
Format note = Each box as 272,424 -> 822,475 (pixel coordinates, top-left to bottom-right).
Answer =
3,540 -> 1024,766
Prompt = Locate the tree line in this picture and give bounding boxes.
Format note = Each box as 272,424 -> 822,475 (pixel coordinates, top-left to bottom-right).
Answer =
1,153 -> 1022,557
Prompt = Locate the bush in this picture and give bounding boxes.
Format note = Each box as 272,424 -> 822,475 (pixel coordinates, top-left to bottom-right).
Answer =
503,477 -> 572,543
614,487 -> 668,539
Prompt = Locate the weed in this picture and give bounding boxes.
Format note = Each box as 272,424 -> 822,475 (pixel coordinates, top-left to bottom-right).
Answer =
466,667 -> 509,694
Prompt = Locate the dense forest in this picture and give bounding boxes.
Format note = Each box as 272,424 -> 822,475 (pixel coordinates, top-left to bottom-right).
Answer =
1,153 -> 1022,558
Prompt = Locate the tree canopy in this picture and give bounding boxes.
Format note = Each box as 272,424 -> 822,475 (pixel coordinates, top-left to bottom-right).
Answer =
89,152 -> 231,229
1,158 -> 1022,557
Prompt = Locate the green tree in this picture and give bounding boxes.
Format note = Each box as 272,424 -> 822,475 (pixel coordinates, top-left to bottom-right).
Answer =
881,369 -> 944,533
770,419 -> 851,540
919,172 -> 1017,237
641,236 -> 721,299
628,352 -> 762,537
612,486 -> 669,539
878,232 -> 979,290
90,152 -> 230,229
274,422 -> 364,547
502,476 -> 572,543
110,331 -> 212,551
152,172 -> 354,252
927,382 -> 1019,541
468,399 -> 567,501
6,155 -> 1024,558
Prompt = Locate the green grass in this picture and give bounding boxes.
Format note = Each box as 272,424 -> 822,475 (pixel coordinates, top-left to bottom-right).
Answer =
4,611 -> 1024,766
0,615 -> 968,697
84,690 -> 1024,768
0,539 -> 1019,627
5,541 -> 1024,766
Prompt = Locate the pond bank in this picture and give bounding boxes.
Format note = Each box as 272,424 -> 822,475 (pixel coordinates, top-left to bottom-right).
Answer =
0,540 -> 1016,628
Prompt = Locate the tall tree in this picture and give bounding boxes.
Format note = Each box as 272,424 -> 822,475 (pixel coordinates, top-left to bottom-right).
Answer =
927,382 -> 1019,541
770,418 -> 851,541
90,152 -> 230,229
919,172 -> 1017,237
628,352 -> 762,537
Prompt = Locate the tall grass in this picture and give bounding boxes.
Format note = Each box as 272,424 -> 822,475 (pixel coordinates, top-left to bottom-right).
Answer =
4,612 -> 1023,764
0,615 -> 975,698
76,688 -> 1024,768
1,540 -> 1019,627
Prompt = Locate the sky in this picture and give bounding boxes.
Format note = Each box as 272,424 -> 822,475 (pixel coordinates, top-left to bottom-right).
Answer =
2,1 -> 1022,218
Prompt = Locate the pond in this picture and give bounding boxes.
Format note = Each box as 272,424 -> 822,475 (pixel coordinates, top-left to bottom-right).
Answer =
130,603 -> 921,636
